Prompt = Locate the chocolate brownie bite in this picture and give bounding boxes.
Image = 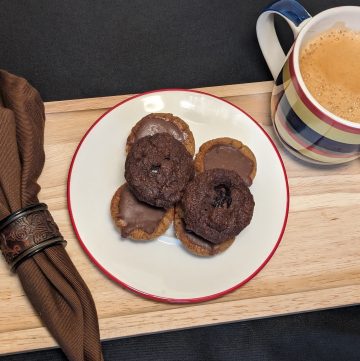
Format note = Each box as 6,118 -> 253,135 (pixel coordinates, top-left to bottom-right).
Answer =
125,133 -> 195,209
194,137 -> 256,186
181,168 -> 254,244
126,113 -> 195,156
174,205 -> 235,256
111,184 -> 174,240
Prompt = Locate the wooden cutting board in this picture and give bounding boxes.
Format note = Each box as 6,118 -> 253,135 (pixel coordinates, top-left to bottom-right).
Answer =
0,81 -> 359,355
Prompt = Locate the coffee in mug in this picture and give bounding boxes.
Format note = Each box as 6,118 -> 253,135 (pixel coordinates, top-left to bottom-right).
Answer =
299,25 -> 360,123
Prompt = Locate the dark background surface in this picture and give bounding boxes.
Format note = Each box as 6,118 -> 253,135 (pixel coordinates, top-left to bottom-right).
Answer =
0,0 -> 358,101
0,0 -> 359,360
2,306 -> 360,361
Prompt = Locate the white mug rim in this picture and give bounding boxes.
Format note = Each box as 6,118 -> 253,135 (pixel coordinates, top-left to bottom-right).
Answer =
293,6 -> 360,129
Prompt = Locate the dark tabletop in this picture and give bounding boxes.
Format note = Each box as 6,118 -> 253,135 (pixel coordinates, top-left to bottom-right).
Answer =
0,1 -> 359,360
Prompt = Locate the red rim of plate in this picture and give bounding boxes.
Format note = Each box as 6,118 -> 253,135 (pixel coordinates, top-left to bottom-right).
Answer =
67,88 -> 290,304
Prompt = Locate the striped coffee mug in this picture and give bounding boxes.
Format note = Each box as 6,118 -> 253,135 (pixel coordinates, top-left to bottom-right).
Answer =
257,1 -> 360,164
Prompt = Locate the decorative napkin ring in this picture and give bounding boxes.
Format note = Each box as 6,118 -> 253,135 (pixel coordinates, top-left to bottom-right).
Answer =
0,203 -> 67,271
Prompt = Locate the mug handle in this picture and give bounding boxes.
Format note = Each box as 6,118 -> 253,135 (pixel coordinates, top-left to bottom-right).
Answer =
256,0 -> 311,79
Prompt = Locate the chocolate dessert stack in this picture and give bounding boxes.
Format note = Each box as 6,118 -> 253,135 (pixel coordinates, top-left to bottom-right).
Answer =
175,138 -> 256,256
111,113 -> 195,240
111,113 -> 256,256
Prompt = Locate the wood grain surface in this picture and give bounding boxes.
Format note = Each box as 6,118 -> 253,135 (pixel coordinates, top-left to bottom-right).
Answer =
0,81 -> 359,355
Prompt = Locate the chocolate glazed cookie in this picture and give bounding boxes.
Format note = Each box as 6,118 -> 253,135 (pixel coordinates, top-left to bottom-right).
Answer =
126,113 -> 195,156
194,137 -> 257,186
181,169 -> 254,244
125,133 -> 195,209
111,184 -> 173,240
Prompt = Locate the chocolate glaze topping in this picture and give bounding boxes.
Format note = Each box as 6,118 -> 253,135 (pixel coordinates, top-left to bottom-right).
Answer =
134,116 -> 186,143
118,185 -> 166,237
204,144 -> 254,186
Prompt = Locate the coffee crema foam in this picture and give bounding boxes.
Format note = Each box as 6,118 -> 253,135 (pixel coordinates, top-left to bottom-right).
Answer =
299,26 -> 360,123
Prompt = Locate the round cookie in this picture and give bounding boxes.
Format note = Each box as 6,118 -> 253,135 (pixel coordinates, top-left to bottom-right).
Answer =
181,168 -> 254,244
111,183 -> 174,241
194,137 -> 256,186
174,206 -> 235,256
125,133 -> 195,209
126,113 -> 195,156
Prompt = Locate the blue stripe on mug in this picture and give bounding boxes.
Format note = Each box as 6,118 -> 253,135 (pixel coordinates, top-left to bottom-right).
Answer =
264,0 -> 311,27
279,92 -> 359,154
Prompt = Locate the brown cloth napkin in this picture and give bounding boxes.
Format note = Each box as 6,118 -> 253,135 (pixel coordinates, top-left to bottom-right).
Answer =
0,70 -> 103,361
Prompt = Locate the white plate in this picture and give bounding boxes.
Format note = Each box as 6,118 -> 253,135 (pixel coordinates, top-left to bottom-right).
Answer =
68,89 -> 289,303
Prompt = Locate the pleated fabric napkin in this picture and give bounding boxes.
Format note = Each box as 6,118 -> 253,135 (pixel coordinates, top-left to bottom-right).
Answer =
0,70 -> 103,361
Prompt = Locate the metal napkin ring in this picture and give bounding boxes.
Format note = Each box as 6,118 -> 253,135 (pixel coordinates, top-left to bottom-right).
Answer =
0,203 -> 67,271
